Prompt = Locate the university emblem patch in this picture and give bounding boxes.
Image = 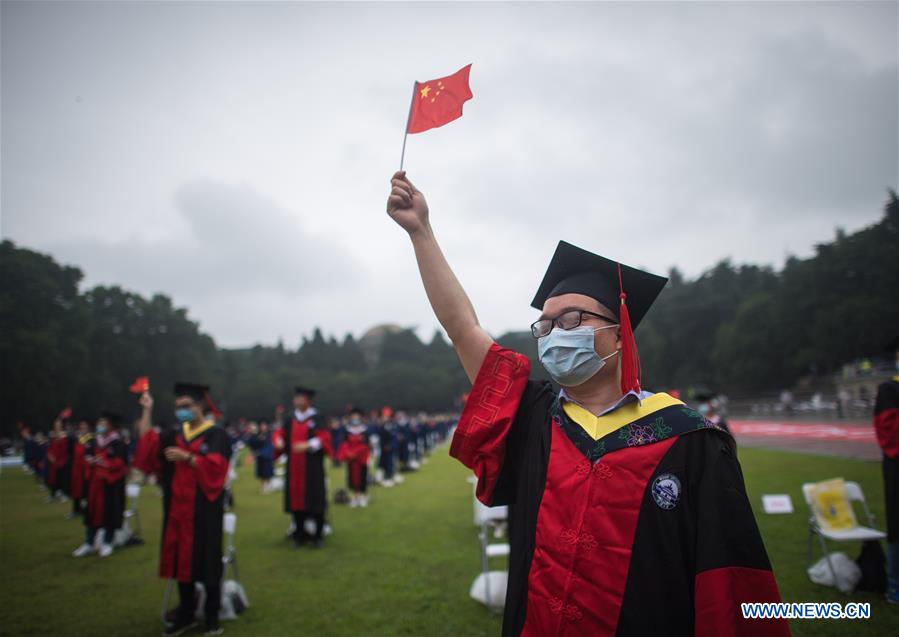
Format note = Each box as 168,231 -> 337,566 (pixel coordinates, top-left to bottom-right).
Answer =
651,473 -> 682,510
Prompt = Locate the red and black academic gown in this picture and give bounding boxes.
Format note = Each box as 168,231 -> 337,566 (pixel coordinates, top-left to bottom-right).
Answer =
86,433 -> 128,530
47,435 -> 70,493
874,376 -> 899,542
139,423 -> 231,585
450,344 -> 790,637
70,433 -> 93,501
336,426 -> 371,492
275,411 -> 333,514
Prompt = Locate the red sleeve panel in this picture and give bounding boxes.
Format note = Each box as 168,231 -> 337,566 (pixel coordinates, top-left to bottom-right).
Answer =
449,343 -> 531,505
874,380 -> 899,458
695,566 -> 789,637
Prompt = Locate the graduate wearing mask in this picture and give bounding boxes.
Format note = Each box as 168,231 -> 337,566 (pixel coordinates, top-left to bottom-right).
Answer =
136,383 -> 231,636
336,407 -> 372,507
386,172 -> 789,637
69,420 -> 94,519
274,386 -> 333,548
73,410 -> 128,558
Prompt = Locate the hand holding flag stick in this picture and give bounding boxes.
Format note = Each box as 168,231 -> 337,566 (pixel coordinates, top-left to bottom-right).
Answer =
399,63 -> 473,170
387,171 -> 429,238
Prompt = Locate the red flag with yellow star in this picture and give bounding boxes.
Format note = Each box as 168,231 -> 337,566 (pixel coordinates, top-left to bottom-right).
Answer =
407,64 -> 473,134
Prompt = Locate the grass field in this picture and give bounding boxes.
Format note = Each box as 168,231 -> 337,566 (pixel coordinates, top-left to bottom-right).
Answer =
1,443 -> 897,637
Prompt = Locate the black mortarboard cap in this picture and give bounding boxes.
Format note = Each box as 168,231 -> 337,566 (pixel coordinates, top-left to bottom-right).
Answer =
173,382 -> 210,402
99,410 -> 122,426
294,386 -> 316,398
530,240 -> 668,330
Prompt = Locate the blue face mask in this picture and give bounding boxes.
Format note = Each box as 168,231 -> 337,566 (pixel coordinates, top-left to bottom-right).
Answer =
538,325 -> 619,387
175,408 -> 194,423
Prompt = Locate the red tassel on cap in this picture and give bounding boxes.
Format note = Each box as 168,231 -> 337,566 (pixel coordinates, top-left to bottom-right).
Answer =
617,263 -> 641,394
203,390 -> 223,420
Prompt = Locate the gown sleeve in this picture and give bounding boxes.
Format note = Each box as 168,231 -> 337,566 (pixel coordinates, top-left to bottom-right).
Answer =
874,380 -> 899,458
449,342 -> 541,506
194,428 -> 232,502
692,434 -> 791,637
133,429 -> 162,477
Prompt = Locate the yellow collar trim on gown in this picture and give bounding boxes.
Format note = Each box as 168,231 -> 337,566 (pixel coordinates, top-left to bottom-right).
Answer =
562,392 -> 684,441
182,419 -> 215,442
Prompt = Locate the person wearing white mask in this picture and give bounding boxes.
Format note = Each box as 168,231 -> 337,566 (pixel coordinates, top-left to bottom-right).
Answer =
386,171 -> 790,637
73,411 -> 127,559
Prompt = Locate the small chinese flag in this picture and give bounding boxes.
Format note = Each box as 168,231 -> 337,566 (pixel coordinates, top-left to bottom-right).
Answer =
129,376 -> 150,394
407,64 -> 473,134
59,406 -> 73,420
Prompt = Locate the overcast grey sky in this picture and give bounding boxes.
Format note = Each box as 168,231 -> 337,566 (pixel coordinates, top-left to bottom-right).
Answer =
2,1 -> 896,347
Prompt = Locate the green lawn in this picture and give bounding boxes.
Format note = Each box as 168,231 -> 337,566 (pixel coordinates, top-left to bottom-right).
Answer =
0,445 -> 896,637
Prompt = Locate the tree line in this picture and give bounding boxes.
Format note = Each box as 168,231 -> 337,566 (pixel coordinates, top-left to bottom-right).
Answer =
2,191 -> 896,435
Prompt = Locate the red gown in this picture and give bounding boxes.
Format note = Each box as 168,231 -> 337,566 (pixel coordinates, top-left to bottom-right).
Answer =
336,426 -> 371,491
139,423 -> 231,584
86,434 -> 128,530
47,436 -> 69,491
70,433 -> 93,500
451,343 -> 790,637
274,414 -> 333,513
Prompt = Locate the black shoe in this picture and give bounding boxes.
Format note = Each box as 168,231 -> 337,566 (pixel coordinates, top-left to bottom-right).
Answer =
291,538 -> 305,549
204,622 -> 224,636
163,616 -> 197,636
311,539 -> 323,549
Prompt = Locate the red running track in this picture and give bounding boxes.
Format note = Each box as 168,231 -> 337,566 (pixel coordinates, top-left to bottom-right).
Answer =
729,419 -> 879,460
729,420 -> 876,442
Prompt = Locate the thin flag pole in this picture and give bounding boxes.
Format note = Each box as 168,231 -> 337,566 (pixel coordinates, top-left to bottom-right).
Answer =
399,81 -> 417,171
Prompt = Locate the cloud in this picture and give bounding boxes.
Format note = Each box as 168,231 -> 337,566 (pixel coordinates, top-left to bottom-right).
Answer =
1,0 -> 896,347
50,179 -> 363,301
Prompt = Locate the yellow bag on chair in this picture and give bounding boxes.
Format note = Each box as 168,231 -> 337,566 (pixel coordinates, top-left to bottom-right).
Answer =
809,478 -> 857,532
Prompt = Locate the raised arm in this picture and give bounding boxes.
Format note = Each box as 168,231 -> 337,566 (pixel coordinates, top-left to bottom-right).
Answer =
386,171 -> 493,382
137,392 -> 153,438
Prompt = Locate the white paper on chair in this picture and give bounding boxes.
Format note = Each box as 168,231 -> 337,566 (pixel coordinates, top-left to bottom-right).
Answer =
762,494 -> 793,514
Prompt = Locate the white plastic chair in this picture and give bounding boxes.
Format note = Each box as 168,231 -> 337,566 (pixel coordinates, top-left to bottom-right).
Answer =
471,480 -> 509,611
124,483 -> 142,539
223,512 -> 239,580
802,480 -> 886,590
161,512 -> 246,625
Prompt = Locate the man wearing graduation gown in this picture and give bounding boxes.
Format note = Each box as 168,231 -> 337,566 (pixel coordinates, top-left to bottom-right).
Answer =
336,407 -> 372,507
136,384 -> 231,636
74,411 -> 128,557
69,420 -> 94,519
274,386 -> 333,548
47,420 -> 71,500
386,171 -> 790,637
873,352 -> 899,603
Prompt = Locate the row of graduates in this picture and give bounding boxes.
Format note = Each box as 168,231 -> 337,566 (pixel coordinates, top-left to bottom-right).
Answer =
243,386 -> 453,545
242,403 -> 453,508
19,413 -> 131,557
18,383 -> 233,635
16,379 -> 455,635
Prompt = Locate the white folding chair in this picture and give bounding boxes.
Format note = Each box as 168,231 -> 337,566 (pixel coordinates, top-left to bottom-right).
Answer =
471,481 -> 509,611
161,511 -> 247,626
223,512 -> 239,581
802,480 -> 886,590
124,483 -> 142,539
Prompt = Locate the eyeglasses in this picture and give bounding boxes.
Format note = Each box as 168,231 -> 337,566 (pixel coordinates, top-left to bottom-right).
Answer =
530,310 -> 618,338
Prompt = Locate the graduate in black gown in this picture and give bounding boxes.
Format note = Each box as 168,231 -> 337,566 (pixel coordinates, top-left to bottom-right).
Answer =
136,383 -> 232,636
274,386 -> 332,548
386,172 -> 790,637
74,411 -> 128,558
